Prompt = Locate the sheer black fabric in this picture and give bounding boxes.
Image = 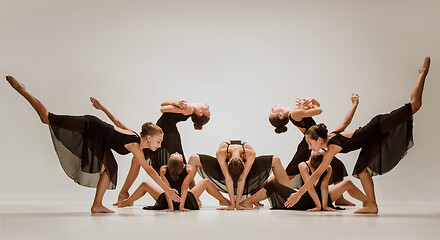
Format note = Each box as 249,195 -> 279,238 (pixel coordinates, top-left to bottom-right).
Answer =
144,113 -> 190,173
197,154 -> 272,195
48,113 -> 140,189
327,103 -> 414,177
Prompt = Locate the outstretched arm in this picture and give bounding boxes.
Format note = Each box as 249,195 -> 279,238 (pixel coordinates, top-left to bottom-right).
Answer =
90,97 -> 131,131
160,100 -> 193,115
217,144 -> 236,210
285,146 -> 341,208
159,166 -> 174,212
333,93 -> 359,132
235,145 -> 255,210
320,166 -> 336,212
179,165 -> 196,212
125,143 -> 181,203
298,163 -> 321,212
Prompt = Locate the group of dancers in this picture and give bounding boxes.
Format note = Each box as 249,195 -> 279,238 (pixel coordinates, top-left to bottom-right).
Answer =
5,56 -> 430,214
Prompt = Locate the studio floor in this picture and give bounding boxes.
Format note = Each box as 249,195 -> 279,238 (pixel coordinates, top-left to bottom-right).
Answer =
1,197 -> 439,240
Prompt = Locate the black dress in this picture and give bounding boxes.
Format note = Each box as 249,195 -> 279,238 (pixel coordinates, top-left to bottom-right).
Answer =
327,103 -> 414,178
285,116 -> 348,184
146,167 -> 199,210
197,140 -> 272,195
48,113 -> 140,190
265,162 -> 337,210
144,113 -> 191,173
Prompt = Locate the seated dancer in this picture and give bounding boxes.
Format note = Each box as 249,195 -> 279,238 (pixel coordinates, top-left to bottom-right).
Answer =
5,76 -> 179,213
90,98 -> 209,205
269,94 -> 359,205
188,140 -> 292,210
242,151 -> 367,211
118,153 -> 230,211
285,57 -> 431,214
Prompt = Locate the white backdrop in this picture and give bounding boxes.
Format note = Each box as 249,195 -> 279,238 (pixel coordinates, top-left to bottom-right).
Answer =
0,0 -> 439,205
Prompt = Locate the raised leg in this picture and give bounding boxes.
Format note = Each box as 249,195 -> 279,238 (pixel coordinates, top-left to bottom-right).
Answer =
190,179 -> 230,207
91,170 -> 114,213
330,180 -> 367,206
354,169 -> 378,214
113,157 -> 141,205
271,156 -> 293,188
411,57 -> 430,114
6,76 -> 49,124
118,181 -> 162,208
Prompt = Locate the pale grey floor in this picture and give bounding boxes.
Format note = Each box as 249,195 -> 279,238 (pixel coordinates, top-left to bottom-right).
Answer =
1,197 -> 439,240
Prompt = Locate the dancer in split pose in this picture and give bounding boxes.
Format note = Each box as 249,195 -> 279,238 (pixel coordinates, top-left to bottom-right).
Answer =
90,98 -> 209,205
118,153 -> 230,211
285,57 -> 431,214
188,140 -> 292,210
5,76 -> 179,213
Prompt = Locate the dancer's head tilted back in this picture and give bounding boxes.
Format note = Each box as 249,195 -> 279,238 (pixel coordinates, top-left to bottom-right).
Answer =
269,104 -> 289,134
140,122 -> 164,151
167,152 -> 185,181
191,102 -> 210,130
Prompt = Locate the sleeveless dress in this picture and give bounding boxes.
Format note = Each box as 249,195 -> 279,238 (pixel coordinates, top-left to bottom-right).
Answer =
327,103 -> 414,177
265,162 -> 338,210
143,113 -> 190,173
285,116 -> 348,184
48,113 -> 140,190
197,140 -> 272,195
145,167 -> 199,210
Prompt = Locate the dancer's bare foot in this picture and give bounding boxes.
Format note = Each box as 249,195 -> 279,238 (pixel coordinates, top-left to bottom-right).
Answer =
254,202 -> 264,207
91,204 -> 115,213
353,204 -> 378,214
6,76 -> 25,92
117,200 -> 134,208
239,200 -> 253,209
197,198 -> 202,207
335,196 -> 355,206
219,199 -> 230,207
418,57 -> 431,75
113,192 -> 129,206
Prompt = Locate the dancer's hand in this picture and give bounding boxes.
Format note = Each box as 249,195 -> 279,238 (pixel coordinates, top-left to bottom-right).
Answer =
179,207 -> 191,212
322,206 -> 337,212
162,208 -> 174,212
350,93 -> 359,105
419,56 -> 431,75
173,100 -> 188,110
306,207 -> 321,212
165,189 -> 181,202
295,98 -> 306,107
236,204 -> 254,210
90,97 -> 103,110
285,192 -> 300,208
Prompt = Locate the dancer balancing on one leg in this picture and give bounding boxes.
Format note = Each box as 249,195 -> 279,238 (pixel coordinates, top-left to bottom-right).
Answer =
284,57 -> 431,214
240,151 -> 367,211
269,94 -> 359,206
118,153 -> 230,211
5,76 -> 180,213
188,140 -> 292,210
90,98 -> 210,205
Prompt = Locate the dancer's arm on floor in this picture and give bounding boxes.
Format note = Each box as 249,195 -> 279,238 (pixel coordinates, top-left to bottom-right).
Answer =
320,166 -> 336,212
298,162 -> 321,212
160,100 -> 193,115
217,144 -> 236,210
333,93 -> 359,132
125,143 -> 181,203
235,144 -> 255,210
179,165 -> 196,212
285,146 -> 341,208
160,166 -> 174,212
89,97 -> 131,130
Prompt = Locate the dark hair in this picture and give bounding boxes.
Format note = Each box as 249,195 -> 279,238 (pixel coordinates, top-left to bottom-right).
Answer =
228,157 -> 244,179
305,123 -> 328,140
191,113 -> 210,130
310,152 -> 324,169
141,122 -> 163,137
269,115 -> 289,134
167,157 -> 185,181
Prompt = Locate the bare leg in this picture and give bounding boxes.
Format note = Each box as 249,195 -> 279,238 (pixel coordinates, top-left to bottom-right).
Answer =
411,57 -> 430,114
188,154 -> 203,206
91,170 -> 114,213
240,188 -> 268,208
113,157 -> 141,205
190,179 -> 230,206
6,76 -> 49,124
330,180 -> 367,206
333,180 -> 355,206
354,169 -> 378,214
118,181 -> 162,208
271,156 -> 293,188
